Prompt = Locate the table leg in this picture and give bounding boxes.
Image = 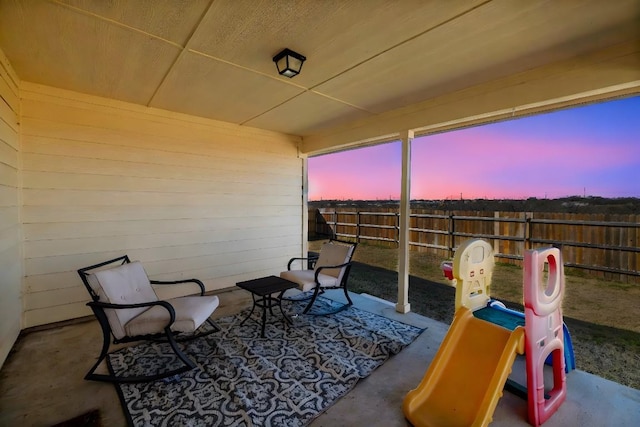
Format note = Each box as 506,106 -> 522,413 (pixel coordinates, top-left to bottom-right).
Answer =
268,294 -> 276,316
277,290 -> 294,325
261,296 -> 268,337
237,287 -> 297,337
240,293 -> 257,326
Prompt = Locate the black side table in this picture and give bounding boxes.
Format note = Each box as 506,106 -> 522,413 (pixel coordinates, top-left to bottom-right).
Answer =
236,276 -> 298,337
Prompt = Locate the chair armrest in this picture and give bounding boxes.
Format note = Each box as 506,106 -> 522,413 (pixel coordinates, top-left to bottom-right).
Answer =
314,262 -> 352,282
150,278 -> 206,296
287,257 -> 309,270
87,300 -> 176,328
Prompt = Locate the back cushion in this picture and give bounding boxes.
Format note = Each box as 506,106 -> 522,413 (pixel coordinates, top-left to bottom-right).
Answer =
315,242 -> 354,280
91,261 -> 158,339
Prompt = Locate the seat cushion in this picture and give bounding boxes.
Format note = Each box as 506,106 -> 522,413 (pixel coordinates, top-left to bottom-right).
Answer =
280,270 -> 339,292
125,295 -> 220,337
89,261 -> 158,339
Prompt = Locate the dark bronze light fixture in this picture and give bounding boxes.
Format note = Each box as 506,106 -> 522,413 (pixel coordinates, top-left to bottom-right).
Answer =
273,48 -> 306,78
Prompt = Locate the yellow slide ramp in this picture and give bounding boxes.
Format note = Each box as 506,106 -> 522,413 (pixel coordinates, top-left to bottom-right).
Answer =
403,307 -> 525,427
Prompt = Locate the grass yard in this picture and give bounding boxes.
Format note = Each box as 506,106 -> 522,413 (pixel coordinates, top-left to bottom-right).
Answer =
310,239 -> 640,390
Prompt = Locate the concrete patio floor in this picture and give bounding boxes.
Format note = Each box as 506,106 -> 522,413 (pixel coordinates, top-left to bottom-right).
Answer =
1,288 -> 639,426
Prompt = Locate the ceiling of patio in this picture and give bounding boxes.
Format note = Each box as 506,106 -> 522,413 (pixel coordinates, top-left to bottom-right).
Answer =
0,0 -> 638,139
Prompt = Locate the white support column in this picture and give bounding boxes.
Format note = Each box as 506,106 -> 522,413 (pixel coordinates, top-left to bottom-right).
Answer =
301,156 -> 309,258
396,130 -> 413,314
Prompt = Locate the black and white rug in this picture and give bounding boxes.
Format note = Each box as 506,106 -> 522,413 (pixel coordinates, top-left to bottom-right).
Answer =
108,296 -> 424,427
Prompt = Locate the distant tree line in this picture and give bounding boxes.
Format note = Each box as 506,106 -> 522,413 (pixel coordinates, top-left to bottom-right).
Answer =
309,196 -> 640,214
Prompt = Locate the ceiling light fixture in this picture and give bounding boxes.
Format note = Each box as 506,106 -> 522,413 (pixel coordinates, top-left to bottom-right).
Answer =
272,48 -> 306,78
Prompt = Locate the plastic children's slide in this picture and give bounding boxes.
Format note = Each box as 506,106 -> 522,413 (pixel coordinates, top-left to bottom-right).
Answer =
444,239 -> 575,373
403,307 -> 525,427
413,240 -> 569,425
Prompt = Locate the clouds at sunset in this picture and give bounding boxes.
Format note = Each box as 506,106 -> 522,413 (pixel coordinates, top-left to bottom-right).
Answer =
309,96 -> 640,200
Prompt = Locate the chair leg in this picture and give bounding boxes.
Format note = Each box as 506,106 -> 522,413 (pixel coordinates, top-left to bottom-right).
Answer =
302,285 -> 323,314
205,318 -> 220,333
165,328 -> 196,372
98,332 -> 195,383
85,310 -> 113,382
343,285 -> 353,306
85,317 -> 197,383
301,285 -> 353,316
102,332 -> 195,383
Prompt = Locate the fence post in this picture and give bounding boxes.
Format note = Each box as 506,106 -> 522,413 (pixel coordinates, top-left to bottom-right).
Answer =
356,211 -> 361,243
525,212 -> 533,250
396,212 -> 400,247
448,213 -> 455,258
494,211 -> 500,255
332,210 -> 337,239
518,212 -> 525,257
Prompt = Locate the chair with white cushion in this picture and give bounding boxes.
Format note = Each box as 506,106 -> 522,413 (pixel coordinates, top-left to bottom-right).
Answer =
78,255 -> 220,383
280,239 -> 357,315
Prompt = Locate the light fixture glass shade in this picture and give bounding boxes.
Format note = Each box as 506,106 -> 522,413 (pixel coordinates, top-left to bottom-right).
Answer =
273,48 -> 306,78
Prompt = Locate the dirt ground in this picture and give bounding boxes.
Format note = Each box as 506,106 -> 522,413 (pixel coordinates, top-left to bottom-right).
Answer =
310,240 -> 640,390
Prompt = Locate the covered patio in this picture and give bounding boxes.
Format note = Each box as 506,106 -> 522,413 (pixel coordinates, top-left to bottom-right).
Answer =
1,1 -> 640,425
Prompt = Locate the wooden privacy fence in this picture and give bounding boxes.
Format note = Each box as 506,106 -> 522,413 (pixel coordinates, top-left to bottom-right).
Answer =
310,208 -> 640,283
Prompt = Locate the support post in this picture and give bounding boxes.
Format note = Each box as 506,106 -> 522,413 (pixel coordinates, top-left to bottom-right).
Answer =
301,156 -> 309,257
396,130 -> 413,314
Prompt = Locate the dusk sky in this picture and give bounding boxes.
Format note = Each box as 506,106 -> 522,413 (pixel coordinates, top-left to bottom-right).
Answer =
308,96 -> 640,201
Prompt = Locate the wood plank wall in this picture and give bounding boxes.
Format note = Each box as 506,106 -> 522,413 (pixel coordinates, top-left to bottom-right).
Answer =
0,48 -> 21,367
20,82 -> 303,328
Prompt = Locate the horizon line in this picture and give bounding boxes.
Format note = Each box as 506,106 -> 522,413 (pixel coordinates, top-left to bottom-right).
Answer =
309,195 -> 640,202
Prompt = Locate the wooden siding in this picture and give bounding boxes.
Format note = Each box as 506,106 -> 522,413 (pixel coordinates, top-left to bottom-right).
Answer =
0,47 -> 21,367
20,82 -> 303,327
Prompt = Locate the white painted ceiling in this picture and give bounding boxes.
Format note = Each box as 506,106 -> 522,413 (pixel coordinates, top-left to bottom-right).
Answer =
0,0 -> 638,137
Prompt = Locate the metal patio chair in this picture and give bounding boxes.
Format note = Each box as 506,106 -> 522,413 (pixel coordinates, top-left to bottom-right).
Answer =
77,255 -> 220,383
280,239 -> 357,315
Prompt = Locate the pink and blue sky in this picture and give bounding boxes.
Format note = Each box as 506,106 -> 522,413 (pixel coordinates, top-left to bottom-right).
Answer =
309,96 -> 640,201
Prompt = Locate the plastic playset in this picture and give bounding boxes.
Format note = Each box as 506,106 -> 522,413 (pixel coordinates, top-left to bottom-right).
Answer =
403,239 -> 573,426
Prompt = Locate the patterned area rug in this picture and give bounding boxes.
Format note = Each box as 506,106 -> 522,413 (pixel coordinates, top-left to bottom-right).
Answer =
108,296 -> 424,427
